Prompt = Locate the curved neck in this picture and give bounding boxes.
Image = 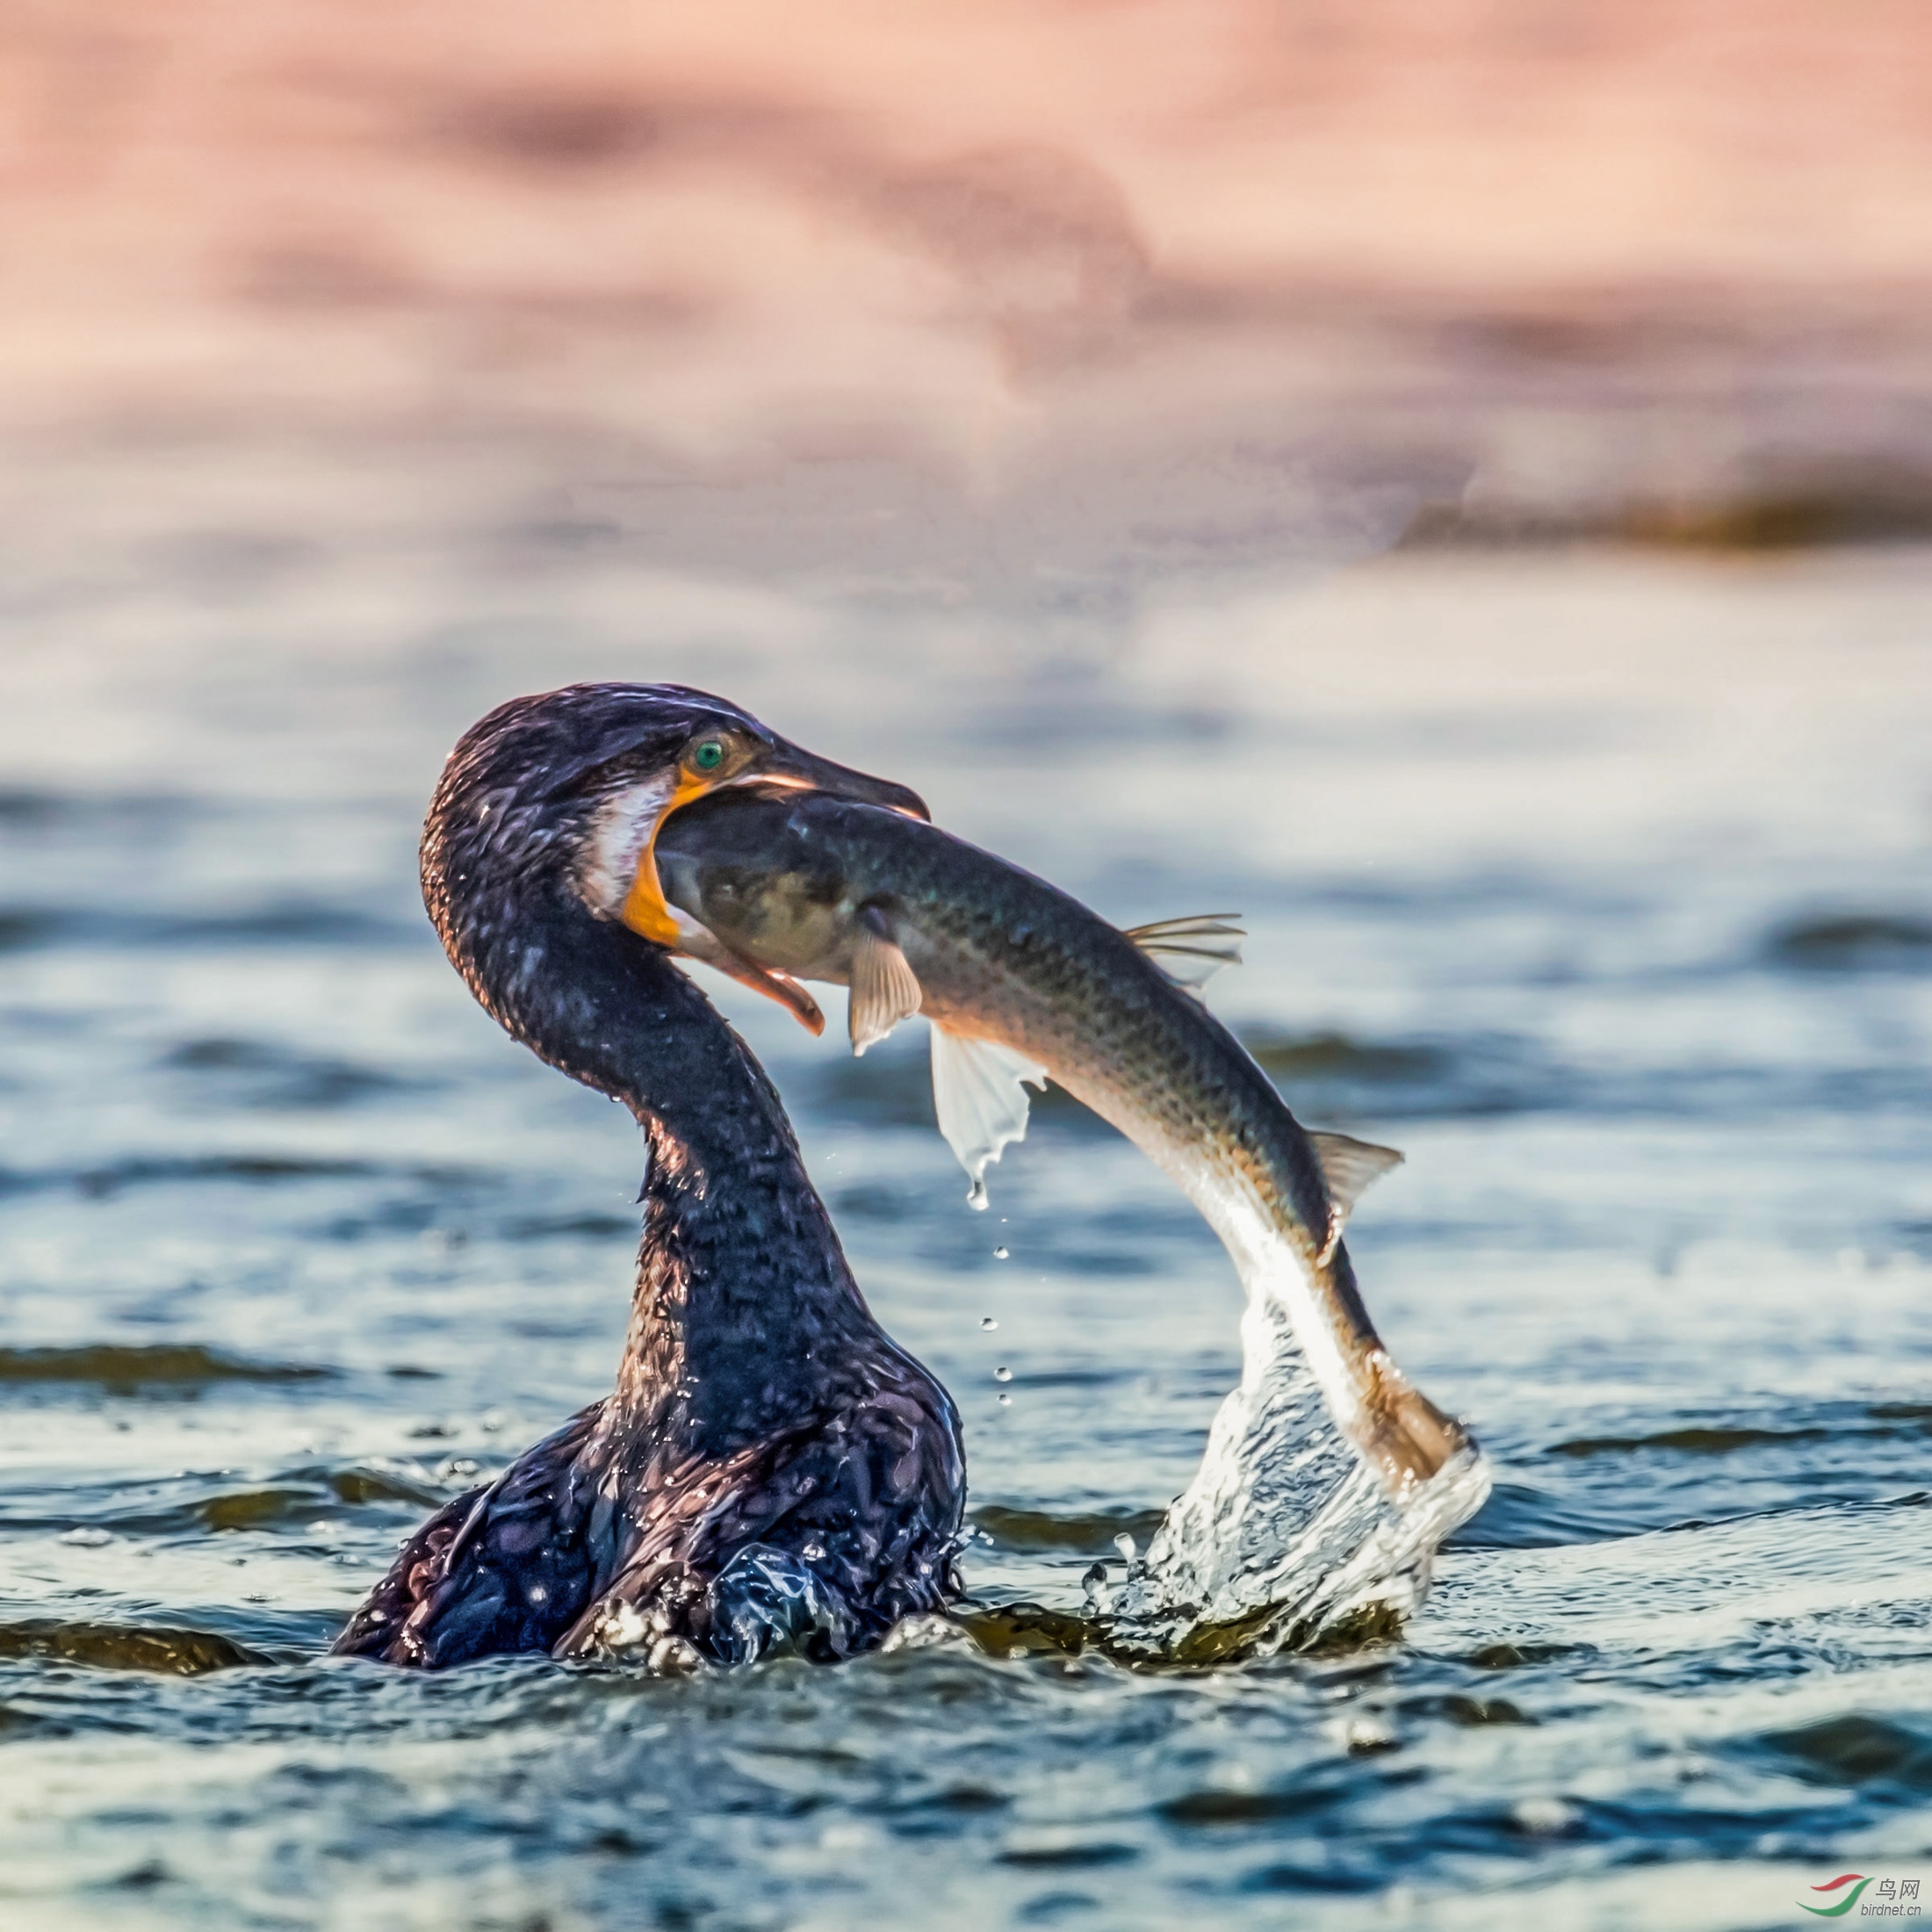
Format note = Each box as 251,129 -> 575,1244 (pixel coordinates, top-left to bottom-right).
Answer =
462,898 -> 870,1440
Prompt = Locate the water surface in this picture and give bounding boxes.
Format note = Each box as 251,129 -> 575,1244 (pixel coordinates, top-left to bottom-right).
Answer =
2,541 -> 1929,1928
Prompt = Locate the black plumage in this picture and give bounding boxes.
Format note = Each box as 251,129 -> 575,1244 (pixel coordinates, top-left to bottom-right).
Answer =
333,684 -> 965,1670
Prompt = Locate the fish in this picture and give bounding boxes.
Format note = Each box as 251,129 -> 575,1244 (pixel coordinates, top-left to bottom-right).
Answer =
652,787 -> 1484,1580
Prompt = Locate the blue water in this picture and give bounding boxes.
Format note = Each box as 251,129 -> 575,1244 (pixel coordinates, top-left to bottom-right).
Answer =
2,532 -> 1929,1928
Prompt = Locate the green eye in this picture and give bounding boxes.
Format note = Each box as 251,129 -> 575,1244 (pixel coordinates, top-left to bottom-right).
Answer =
692,739 -> 725,773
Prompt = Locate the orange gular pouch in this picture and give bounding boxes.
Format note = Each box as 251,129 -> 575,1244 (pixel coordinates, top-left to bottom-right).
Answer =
618,777 -> 825,1036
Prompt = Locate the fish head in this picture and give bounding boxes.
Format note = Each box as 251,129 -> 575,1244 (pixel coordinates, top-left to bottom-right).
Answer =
653,790 -> 869,981
423,681 -> 925,1032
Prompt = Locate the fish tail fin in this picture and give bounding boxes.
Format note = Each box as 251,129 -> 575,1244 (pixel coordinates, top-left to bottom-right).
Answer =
1354,1352 -> 1474,1495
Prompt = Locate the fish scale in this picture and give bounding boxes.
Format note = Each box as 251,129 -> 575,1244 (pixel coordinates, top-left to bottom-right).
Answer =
656,787 -> 1490,1649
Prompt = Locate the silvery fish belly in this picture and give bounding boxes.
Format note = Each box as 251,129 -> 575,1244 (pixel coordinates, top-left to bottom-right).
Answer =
655,789 -> 1490,1653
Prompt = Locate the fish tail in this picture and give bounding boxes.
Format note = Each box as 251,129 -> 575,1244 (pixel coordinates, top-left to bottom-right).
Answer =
1354,1349 -> 1472,1496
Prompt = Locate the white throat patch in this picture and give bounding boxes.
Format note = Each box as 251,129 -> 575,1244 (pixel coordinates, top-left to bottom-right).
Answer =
579,775 -> 678,919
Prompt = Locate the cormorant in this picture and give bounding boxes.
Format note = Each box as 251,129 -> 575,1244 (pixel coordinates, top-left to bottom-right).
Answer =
332,684 -> 965,1670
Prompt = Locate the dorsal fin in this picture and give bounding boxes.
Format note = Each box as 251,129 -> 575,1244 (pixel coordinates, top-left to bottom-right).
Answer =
929,1027 -> 1049,1209
1307,1129 -> 1404,1265
1122,914 -> 1244,993
849,905 -> 922,1056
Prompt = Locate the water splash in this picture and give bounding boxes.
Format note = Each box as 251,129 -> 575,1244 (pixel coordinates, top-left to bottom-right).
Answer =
1108,1265 -> 1489,1661
710,1545 -> 849,1666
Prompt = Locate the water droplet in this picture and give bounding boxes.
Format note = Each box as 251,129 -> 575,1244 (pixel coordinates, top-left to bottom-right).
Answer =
993,1366 -> 1012,1382
992,1245 -> 1009,1260
966,1179 -> 989,1211
802,1541 -> 825,1561
1113,1532 -> 1136,1562
996,1394 -> 1011,1407
980,1316 -> 998,1330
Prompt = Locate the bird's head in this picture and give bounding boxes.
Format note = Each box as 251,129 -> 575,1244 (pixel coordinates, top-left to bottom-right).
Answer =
422,682 -> 926,1035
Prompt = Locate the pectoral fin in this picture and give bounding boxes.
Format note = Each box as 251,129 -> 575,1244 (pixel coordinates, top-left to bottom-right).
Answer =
1308,1129 -> 1404,1265
930,1027 -> 1049,1209
1123,914 -> 1244,994
849,905 -> 923,1056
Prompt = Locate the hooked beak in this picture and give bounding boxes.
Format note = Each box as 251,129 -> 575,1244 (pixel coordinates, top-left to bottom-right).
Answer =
738,746 -> 929,825
617,739 -> 927,1034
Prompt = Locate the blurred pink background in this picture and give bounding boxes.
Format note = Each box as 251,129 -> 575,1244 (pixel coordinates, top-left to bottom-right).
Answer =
4,0 -> 1929,598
